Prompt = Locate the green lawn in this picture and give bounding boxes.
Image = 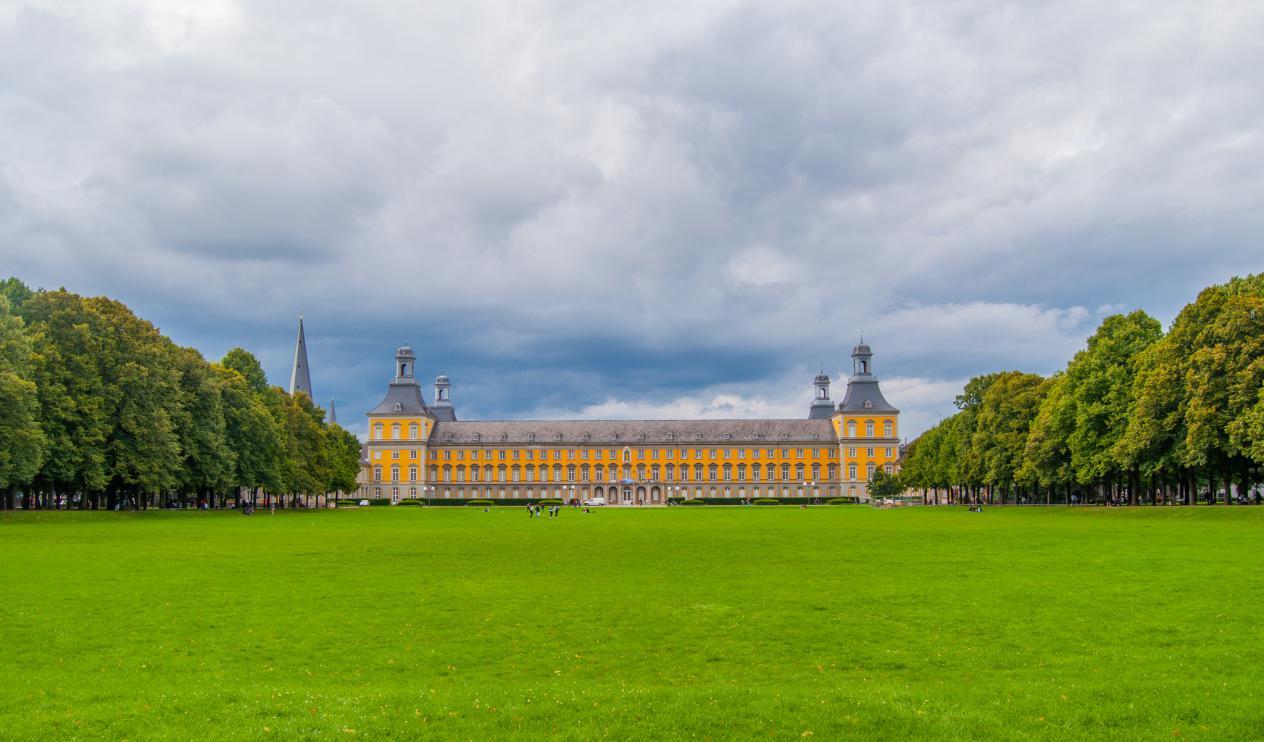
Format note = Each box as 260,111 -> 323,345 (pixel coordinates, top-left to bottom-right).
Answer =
1,506 -> 1262,740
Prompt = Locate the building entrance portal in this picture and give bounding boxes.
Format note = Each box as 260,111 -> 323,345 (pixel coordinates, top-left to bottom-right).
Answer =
621,486 -> 632,505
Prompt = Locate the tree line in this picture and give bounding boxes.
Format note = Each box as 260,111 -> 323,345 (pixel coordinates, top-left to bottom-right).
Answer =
0,277 -> 361,510
900,274 -> 1264,505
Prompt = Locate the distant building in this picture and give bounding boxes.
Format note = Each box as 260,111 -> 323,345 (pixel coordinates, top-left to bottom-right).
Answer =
358,342 -> 899,504
288,315 -> 313,399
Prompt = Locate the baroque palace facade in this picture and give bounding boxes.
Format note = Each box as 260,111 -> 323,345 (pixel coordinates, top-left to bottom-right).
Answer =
358,342 -> 900,504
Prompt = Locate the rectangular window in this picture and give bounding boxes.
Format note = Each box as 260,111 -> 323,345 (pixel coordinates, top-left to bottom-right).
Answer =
581,450 -> 589,460
568,450 -> 575,459
781,449 -> 789,458
886,448 -> 893,457
766,449 -> 774,458
499,450 -> 507,460
867,448 -> 874,457
709,449 -> 717,460
512,450 -> 520,459
666,449 -> 674,459
443,450 -> 451,460
737,449 -> 745,459
410,450 -> 418,459
796,449 -> 804,458
638,449 -> 646,460
392,450 -> 399,459
849,448 -> 856,457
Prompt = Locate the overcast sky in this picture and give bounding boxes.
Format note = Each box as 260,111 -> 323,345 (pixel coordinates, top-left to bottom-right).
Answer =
3,1 -> 1262,439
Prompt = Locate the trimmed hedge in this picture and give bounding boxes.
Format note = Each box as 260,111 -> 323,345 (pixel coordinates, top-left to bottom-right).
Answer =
753,497 -> 781,505
679,499 -> 705,506
466,499 -> 494,506
826,497 -> 860,505
534,499 -> 564,506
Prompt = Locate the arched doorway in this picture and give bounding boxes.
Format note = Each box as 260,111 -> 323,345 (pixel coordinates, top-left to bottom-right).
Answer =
651,486 -> 661,504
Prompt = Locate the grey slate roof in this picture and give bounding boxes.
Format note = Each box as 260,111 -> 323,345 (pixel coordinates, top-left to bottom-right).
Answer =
368,382 -> 431,416
808,401 -> 835,420
430,405 -> 458,422
430,418 -> 835,444
838,379 -> 898,413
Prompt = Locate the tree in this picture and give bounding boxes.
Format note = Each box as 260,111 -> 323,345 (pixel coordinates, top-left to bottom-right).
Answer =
324,422 -> 363,497
19,290 -> 113,506
867,468 -> 903,500
1020,373 -> 1074,501
972,371 -> 1049,502
0,295 -> 45,506
221,347 -> 270,393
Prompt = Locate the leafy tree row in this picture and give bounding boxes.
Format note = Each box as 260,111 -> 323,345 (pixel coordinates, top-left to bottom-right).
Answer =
0,278 -> 361,510
900,274 -> 1264,505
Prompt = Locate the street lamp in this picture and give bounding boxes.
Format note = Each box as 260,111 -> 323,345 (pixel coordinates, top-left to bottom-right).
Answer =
425,485 -> 435,507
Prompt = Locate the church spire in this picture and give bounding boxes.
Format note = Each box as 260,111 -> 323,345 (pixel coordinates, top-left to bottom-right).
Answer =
328,399 -> 338,425
288,315 -> 313,399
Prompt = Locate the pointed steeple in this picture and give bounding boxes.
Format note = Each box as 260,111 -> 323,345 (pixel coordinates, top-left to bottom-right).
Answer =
328,399 -> 338,425
288,315 -> 313,399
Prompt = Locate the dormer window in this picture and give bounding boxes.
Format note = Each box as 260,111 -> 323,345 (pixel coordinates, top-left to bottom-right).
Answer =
472,433 -> 480,442
527,432 -> 536,442
864,400 -> 873,409
500,433 -> 508,442
394,402 -> 403,411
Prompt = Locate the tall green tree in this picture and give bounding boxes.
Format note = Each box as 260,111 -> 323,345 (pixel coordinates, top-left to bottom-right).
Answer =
0,295 -> 45,506
972,371 -> 1049,501
20,290 -> 112,505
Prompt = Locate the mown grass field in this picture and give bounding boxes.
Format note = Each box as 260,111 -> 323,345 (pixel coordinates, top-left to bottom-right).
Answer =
1,505 -> 1261,740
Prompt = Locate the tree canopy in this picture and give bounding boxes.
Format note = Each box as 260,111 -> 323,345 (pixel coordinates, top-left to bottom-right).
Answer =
901,274 -> 1264,505
1,278 -> 360,509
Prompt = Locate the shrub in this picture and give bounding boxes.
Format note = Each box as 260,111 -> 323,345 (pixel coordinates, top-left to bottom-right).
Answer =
827,497 -> 859,505
534,499 -> 564,505
397,499 -> 423,506
680,499 -> 705,506
466,499 -> 494,506
753,497 -> 780,505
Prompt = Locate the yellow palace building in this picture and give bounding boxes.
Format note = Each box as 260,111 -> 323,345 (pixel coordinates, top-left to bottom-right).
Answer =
358,342 -> 900,504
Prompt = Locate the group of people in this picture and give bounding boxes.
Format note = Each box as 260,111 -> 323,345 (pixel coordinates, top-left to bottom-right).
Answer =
527,504 -> 562,518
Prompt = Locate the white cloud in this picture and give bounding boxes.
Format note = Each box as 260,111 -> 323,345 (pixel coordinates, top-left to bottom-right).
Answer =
3,1 -> 1263,432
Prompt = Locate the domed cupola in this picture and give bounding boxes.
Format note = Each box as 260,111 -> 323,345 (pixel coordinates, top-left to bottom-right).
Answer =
808,370 -> 834,419
431,372 -> 458,421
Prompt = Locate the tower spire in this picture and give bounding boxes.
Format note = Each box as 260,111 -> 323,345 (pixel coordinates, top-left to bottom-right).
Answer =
288,315 -> 313,399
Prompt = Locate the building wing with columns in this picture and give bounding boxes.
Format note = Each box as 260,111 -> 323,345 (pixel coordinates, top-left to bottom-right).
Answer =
359,342 -> 899,504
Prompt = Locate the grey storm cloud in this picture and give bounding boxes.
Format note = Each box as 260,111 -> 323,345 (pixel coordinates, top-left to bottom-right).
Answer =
2,0 -> 1263,438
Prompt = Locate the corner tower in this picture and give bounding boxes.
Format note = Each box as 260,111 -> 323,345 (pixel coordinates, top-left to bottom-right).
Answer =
833,340 -> 900,501
364,345 -> 436,504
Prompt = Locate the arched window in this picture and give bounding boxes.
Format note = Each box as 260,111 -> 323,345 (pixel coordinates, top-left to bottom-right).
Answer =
567,465 -> 576,482
781,464 -> 790,480
511,465 -> 521,482
594,464 -> 604,481
410,467 -> 419,482
795,463 -> 805,480
722,464 -> 732,481
553,465 -> 562,482
867,463 -> 876,478
373,423 -> 383,439
495,465 -> 504,482
483,465 -> 493,482
651,465 -> 660,480
427,466 -> 437,481
865,421 -> 875,437
390,466 -> 400,482
708,464 -> 718,481
827,464 -> 836,479
409,424 -> 419,439
848,463 -> 857,479
623,449 -> 630,463
391,424 -> 401,439
456,467 -> 465,482
883,420 -> 893,438
693,464 -> 703,481
749,464 -> 759,481
665,464 -> 675,481
737,464 -> 746,480
581,465 -> 590,481
846,421 -> 856,437
373,466 -> 382,482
